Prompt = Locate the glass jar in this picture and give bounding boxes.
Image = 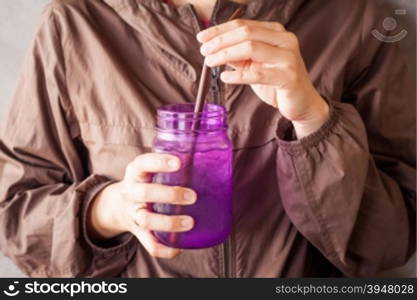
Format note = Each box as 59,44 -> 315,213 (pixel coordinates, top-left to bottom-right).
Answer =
152,103 -> 233,249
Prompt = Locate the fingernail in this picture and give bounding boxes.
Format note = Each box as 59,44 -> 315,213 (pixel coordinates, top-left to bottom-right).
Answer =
181,217 -> 193,228
196,32 -> 205,42
205,56 -> 215,67
167,159 -> 179,169
200,44 -> 211,55
183,190 -> 196,203
220,72 -> 233,82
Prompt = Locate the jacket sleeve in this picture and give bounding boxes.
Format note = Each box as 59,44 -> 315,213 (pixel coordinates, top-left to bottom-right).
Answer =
276,3 -> 416,276
0,5 -> 135,277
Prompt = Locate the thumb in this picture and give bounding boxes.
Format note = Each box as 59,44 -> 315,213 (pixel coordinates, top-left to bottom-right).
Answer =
125,153 -> 181,183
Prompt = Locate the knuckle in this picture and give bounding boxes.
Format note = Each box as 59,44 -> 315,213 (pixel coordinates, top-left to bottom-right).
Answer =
222,48 -> 230,59
244,41 -> 256,52
286,32 -> 299,46
137,184 -> 149,200
273,22 -> 285,31
166,217 -> 178,230
136,210 -> 150,228
241,71 -> 249,82
235,71 -> 243,82
211,26 -> 220,34
167,187 -> 181,202
125,162 -> 135,176
233,19 -> 245,27
214,35 -> 224,46
253,69 -> 264,82
241,25 -> 252,37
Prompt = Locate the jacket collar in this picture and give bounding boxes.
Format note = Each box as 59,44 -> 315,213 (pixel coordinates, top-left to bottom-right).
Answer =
103,0 -> 306,25
102,0 -> 306,83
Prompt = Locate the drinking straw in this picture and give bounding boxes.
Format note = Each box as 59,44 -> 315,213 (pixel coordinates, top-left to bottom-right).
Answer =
168,8 -> 244,246
193,7 -> 244,116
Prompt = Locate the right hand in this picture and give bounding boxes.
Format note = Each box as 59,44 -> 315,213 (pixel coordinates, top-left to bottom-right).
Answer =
87,153 -> 197,259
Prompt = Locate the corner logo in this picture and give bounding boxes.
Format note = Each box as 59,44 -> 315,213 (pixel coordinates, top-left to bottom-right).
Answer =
372,9 -> 408,43
3,281 -> 20,297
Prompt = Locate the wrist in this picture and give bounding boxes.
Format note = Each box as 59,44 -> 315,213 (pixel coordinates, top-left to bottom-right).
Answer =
292,97 -> 330,139
87,182 -> 126,241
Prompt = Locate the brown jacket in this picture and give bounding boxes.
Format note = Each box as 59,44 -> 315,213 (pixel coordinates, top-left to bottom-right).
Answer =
0,0 -> 415,278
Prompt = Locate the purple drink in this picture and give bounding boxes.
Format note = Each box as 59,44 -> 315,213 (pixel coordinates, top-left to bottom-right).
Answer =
152,104 -> 232,249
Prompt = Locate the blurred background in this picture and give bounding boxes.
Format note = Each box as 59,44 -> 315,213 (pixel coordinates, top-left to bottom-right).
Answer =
0,0 -> 415,277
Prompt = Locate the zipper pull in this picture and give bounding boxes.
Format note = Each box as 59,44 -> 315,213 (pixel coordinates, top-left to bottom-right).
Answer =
210,67 -> 222,105
211,66 -> 220,79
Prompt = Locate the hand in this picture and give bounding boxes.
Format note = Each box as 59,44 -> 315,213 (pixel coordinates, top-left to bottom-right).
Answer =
87,153 -> 197,259
197,19 -> 330,138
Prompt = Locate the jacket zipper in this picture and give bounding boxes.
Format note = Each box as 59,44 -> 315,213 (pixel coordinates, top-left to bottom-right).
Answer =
187,3 -> 231,278
223,237 -> 233,278
210,66 -> 222,105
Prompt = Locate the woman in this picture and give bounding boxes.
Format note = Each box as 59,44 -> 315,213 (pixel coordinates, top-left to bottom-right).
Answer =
0,0 -> 415,277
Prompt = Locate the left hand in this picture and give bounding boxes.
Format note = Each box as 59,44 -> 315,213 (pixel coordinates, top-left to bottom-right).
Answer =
197,19 -> 330,139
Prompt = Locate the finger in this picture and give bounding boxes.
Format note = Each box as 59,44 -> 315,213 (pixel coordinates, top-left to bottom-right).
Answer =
201,29 -> 297,56
125,153 -> 181,183
126,183 -> 197,205
220,67 -> 289,86
227,61 -> 266,72
197,19 -> 285,43
135,209 -> 194,232
135,229 -> 182,259
205,41 -> 295,67
226,61 -> 247,70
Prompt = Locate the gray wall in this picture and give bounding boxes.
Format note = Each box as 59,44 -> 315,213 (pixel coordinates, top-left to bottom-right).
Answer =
0,0 -> 51,278
0,0 -> 415,278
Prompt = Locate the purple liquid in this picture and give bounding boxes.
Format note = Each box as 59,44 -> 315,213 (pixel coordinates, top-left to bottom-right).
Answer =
151,103 -> 232,249
152,148 -> 232,249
